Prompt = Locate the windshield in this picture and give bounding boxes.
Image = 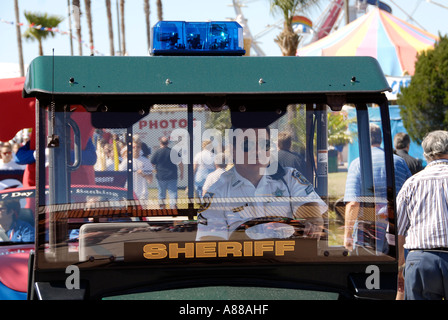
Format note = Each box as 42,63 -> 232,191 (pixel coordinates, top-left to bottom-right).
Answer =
35,101 -> 397,268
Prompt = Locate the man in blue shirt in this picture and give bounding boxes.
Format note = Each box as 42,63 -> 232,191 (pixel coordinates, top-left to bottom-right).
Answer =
344,124 -> 411,254
0,200 -> 34,243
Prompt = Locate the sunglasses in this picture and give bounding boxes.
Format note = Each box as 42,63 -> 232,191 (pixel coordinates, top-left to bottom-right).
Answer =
1,151 -> 11,156
240,139 -> 271,152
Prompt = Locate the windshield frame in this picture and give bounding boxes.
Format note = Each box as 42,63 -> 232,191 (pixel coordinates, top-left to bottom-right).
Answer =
30,92 -> 398,300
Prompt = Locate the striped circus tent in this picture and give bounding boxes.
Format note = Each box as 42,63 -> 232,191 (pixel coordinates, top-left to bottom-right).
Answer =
297,8 -> 438,76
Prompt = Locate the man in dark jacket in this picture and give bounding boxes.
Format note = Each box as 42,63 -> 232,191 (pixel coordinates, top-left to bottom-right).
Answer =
393,132 -> 423,175
277,132 -> 305,173
151,136 -> 184,209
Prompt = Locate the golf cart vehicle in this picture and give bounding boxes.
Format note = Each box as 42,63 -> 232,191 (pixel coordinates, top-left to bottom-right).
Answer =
24,21 -> 399,300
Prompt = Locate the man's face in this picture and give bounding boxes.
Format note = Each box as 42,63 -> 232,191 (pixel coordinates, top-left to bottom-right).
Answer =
1,147 -> 12,163
133,144 -> 141,158
233,128 -> 271,170
0,203 -> 12,228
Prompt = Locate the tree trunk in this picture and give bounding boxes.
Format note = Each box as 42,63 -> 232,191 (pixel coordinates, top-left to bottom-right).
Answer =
38,39 -> 43,56
144,0 -> 150,52
84,0 -> 94,55
14,0 -> 24,76
156,0 -> 163,21
72,0 -> 83,55
105,0 -> 114,55
120,0 -> 126,55
275,22 -> 299,56
67,0 -> 74,55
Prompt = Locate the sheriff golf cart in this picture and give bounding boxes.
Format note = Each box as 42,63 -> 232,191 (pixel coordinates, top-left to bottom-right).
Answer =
24,21 -> 397,300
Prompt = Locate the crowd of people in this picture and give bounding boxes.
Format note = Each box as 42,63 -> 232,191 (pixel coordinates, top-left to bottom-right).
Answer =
0,130 -> 31,189
341,124 -> 448,300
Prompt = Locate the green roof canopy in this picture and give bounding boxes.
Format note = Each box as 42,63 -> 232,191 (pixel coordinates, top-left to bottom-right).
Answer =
24,56 -> 391,98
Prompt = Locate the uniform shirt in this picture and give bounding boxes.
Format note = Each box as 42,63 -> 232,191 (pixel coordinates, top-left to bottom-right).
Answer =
397,159 -> 448,249
196,166 -> 327,240
202,167 -> 226,196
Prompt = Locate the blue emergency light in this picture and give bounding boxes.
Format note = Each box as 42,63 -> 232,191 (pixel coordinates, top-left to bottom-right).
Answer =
151,21 -> 246,56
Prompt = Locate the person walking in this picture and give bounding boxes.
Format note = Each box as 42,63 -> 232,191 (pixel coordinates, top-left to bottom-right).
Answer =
276,131 -> 306,173
344,124 -> 411,254
393,132 -> 423,175
396,130 -> 448,300
193,140 -> 215,198
151,136 -> 183,209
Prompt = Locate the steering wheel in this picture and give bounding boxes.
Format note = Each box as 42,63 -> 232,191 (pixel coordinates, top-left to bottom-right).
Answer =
229,216 -> 308,240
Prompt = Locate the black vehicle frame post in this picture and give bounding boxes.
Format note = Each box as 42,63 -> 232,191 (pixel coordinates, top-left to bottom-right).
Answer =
126,126 -> 134,202
315,103 -> 328,198
305,103 -> 315,184
36,100 -> 46,247
187,103 -> 194,219
47,104 -> 70,259
354,103 -> 375,250
378,96 -> 397,257
355,103 -> 375,198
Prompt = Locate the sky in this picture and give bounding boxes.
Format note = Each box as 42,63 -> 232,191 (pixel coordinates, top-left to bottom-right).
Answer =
0,0 -> 447,78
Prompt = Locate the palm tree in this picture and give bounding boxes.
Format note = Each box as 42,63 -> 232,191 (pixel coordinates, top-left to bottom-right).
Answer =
14,0 -> 24,76
72,0 -> 83,55
23,11 -> 64,56
144,0 -> 150,52
105,0 -> 115,55
156,0 -> 163,21
120,0 -> 126,55
67,0 -> 74,55
269,0 -> 320,56
84,0 -> 94,55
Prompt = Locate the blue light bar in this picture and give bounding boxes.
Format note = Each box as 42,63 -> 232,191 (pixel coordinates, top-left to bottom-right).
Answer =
151,21 -> 246,56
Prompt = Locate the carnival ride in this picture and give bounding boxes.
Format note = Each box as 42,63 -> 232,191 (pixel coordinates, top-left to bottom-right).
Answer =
231,0 -> 444,56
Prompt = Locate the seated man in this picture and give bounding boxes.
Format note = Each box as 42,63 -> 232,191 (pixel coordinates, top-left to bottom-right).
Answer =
0,199 -> 34,242
196,127 -> 327,241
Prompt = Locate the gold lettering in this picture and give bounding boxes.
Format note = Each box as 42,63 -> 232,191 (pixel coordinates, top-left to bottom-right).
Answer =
143,243 -> 167,259
275,240 -> 295,256
196,242 -> 217,258
140,240 -> 296,260
218,242 -> 242,257
243,241 -> 253,256
254,241 -> 274,256
169,242 -> 195,258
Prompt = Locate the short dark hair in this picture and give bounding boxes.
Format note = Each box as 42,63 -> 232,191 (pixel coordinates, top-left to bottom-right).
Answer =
160,136 -> 169,146
370,124 -> 382,145
277,132 -> 291,150
0,200 -> 20,219
394,132 -> 410,150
